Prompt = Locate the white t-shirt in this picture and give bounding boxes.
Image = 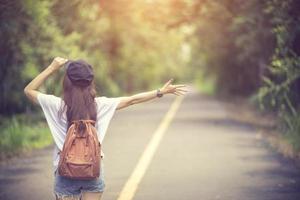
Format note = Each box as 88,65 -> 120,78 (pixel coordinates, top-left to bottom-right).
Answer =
37,93 -> 121,172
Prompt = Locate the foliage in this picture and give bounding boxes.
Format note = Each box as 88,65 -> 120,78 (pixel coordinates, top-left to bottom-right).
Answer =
0,0 -> 189,115
185,0 -> 275,96
257,0 -> 300,113
1,0 -> 300,154
186,0 -> 300,149
0,115 -> 52,159
281,112 -> 300,151
0,0 -> 190,155
256,0 -> 300,149
166,0 -> 300,149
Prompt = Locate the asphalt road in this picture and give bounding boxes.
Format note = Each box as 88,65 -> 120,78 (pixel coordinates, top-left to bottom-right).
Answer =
1,85 -> 300,200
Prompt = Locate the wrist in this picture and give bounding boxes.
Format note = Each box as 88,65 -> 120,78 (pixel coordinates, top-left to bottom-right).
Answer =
159,88 -> 167,95
156,88 -> 164,98
48,64 -> 59,73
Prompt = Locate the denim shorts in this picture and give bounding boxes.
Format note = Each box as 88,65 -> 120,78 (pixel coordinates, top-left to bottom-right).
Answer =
54,158 -> 105,199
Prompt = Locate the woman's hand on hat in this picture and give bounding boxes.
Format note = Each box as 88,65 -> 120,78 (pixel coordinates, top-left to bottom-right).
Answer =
159,78 -> 188,96
50,57 -> 68,71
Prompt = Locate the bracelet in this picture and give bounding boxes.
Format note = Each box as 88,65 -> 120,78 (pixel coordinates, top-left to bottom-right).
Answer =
156,89 -> 163,98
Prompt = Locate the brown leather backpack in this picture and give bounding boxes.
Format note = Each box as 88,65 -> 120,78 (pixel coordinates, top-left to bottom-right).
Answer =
58,119 -> 101,180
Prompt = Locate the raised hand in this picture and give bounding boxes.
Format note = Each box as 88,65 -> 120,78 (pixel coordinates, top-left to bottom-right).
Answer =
160,78 -> 188,96
50,57 -> 68,70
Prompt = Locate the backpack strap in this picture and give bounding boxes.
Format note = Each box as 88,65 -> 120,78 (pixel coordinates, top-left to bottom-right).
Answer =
71,119 -> 96,125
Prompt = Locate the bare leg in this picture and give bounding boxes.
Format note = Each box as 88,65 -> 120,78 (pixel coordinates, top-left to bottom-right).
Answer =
81,192 -> 103,200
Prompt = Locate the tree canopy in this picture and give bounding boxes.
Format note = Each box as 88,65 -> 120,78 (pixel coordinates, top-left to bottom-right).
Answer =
0,0 -> 299,146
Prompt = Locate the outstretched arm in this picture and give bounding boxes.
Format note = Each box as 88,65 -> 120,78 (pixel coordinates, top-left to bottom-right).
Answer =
116,78 -> 188,110
24,57 -> 68,104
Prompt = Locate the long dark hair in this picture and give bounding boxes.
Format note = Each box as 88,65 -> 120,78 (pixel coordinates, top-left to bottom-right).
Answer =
59,73 -> 97,130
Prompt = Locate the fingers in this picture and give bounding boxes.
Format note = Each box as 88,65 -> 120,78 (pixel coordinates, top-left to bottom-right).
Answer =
51,57 -> 68,70
175,84 -> 188,93
59,57 -> 68,63
174,84 -> 186,88
176,88 -> 188,92
55,57 -> 68,63
62,58 -> 68,64
173,88 -> 187,96
174,85 -> 188,95
174,91 -> 185,96
161,80 -> 188,96
174,91 -> 185,95
163,78 -> 174,87
163,79 -> 187,89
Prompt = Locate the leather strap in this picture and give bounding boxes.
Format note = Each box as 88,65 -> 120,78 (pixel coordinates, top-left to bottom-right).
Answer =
71,119 -> 96,125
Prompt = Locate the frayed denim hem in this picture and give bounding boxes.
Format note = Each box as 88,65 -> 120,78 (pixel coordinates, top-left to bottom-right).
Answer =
81,189 -> 104,193
54,192 -> 81,200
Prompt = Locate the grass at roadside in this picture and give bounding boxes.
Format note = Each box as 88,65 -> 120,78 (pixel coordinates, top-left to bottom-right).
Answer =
278,112 -> 300,152
193,77 -> 300,162
0,114 -> 53,160
223,95 -> 300,161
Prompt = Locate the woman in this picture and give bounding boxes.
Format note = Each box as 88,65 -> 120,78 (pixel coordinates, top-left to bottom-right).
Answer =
24,57 -> 187,200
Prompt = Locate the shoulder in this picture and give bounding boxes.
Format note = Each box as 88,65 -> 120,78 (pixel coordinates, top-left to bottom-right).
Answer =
95,96 -> 121,110
37,93 -> 63,109
95,96 -> 120,105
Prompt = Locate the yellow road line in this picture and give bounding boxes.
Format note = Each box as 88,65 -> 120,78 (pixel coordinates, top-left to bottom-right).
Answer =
117,96 -> 184,200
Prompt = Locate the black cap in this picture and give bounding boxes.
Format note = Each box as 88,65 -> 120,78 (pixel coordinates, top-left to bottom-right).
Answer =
66,59 -> 94,87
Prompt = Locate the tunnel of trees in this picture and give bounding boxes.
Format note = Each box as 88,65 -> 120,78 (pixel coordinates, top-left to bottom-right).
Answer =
0,0 -> 299,156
